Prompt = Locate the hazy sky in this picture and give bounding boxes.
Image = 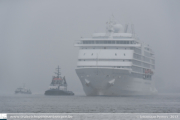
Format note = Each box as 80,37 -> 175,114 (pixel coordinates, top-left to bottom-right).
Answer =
0,0 -> 180,94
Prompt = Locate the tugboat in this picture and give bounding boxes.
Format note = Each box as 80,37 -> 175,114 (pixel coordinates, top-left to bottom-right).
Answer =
15,85 -> 32,94
44,66 -> 74,95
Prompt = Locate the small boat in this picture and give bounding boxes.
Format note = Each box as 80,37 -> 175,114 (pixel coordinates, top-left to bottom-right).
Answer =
44,66 -> 74,96
15,87 -> 32,94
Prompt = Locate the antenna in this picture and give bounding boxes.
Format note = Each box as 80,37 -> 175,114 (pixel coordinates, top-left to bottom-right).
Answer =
54,65 -> 61,78
124,24 -> 128,33
63,76 -> 67,85
107,15 -> 115,33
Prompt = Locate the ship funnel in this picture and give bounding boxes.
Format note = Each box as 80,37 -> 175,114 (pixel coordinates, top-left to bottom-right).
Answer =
131,24 -> 135,37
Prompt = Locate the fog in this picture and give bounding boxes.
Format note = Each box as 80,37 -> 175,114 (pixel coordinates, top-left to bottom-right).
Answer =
0,0 -> 180,95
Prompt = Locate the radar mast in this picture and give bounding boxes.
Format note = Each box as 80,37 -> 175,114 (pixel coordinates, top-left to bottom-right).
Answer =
54,65 -> 61,78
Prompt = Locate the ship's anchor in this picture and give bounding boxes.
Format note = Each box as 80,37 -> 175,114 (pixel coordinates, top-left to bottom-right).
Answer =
85,79 -> 90,86
108,79 -> 115,86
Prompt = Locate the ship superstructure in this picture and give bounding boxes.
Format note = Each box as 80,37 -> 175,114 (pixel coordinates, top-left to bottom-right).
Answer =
74,18 -> 157,96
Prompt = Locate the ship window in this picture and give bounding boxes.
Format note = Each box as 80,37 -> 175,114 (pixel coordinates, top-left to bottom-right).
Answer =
124,54 -> 125,56
108,41 -> 111,44
83,41 -> 87,44
115,53 -> 117,56
89,41 -> 92,44
99,41 -> 102,44
104,47 -> 106,49
112,41 -> 115,44
91,53 -> 93,55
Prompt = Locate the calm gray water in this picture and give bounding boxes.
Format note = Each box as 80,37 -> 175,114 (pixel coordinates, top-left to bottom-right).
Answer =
0,94 -> 180,113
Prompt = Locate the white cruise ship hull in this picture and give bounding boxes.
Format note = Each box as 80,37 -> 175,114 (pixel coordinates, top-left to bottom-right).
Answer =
76,68 -> 157,96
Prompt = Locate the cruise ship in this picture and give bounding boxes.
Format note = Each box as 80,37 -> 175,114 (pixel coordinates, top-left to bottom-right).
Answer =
74,18 -> 157,96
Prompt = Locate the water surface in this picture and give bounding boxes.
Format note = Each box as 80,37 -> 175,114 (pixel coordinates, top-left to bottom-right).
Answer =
0,93 -> 180,113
